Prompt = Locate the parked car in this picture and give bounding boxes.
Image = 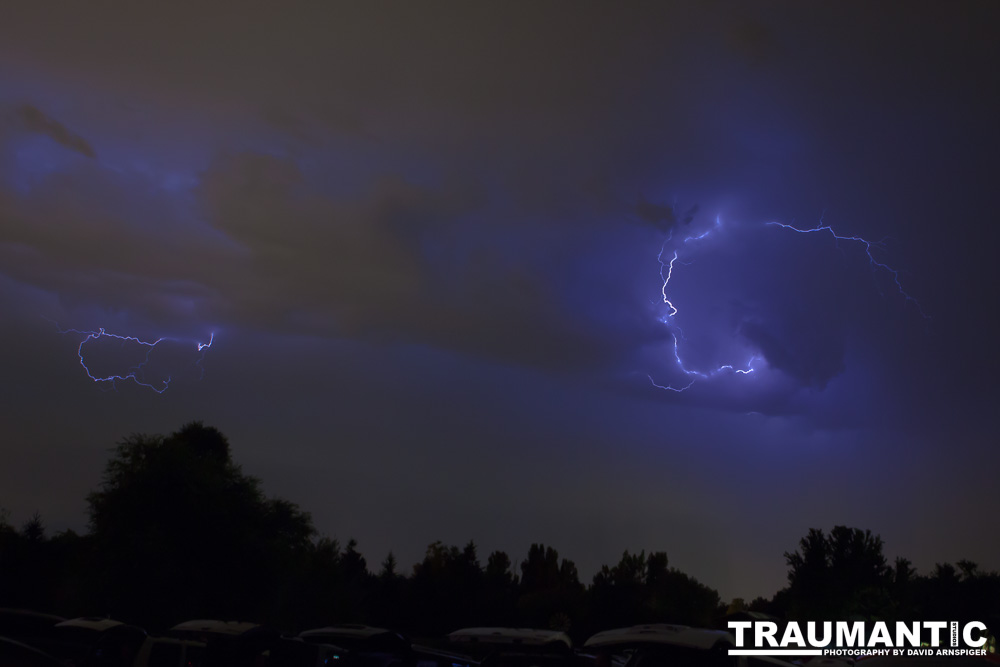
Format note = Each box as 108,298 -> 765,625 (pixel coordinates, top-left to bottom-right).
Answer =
300,625 -> 474,667
446,628 -> 586,667
0,636 -> 64,667
169,620 -> 274,667
48,617 -> 147,667
0,608 -> 66,665
132,636 -> 207,667
267,637 -> 345,667
170,619 -> 345,667
299,627 -> 408,657
583,624 -> 794,667
0,609 -> 65,644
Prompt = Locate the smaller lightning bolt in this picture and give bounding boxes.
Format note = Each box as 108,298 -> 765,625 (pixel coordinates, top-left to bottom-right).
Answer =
197,333 -> 214,352
647,373 -> 695,393
682,215 -> 723,244
648,333 -> 757,392
65,327 -> 171,393
767,219 -> 929,319
195,331 -> 215,380
53,323 -> 214,393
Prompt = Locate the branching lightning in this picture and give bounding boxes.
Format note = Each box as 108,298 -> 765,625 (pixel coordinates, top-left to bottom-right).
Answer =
649,216 -> 757,392
657,241 -> 680,318
54,324 -> 215,393
646,213 -> 925,394
766,219 -> 929,319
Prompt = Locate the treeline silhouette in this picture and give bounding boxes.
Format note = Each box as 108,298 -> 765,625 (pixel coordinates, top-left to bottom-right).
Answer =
1,422 -> 997,639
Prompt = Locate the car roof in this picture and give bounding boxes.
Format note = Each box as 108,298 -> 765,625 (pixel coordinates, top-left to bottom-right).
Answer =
412,644 -> 478,663
449,628 -> 573,650
0,636 -> 64,666
584,625 -> 733,651
0,609 -> 66,636
170,620 -> 261,636
723,612 -> 779,623
302,625 -> 398,639
143,637 -> 206,647
300,625 -> 407,643
54,618 -> 126,632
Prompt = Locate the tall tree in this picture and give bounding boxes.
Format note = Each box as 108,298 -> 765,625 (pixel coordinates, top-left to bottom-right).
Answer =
517,544 -> 584,631
87,422 -> 315,627
785,526 -> 890,620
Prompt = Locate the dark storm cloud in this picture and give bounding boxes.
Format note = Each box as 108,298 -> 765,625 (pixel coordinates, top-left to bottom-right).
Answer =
194,150 -> 641,369
0,137 -> 635,370
13,105 -> 96,158
0,2 -> 723,371
0,153 -> 232,329
634,195 -> 698,233
739,318 -> 846,390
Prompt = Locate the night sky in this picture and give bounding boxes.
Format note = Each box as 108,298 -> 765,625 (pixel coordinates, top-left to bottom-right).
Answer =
1,2 -> 998,603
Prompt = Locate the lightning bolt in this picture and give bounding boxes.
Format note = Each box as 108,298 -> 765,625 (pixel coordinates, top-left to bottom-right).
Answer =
766,219 -> 929,319
53,323 -> 215,393
647,334 -> 757,392
657,216 -> 727,318
647,213 -> 927,394
657,242 -> 680,318
649,216 -> 757,392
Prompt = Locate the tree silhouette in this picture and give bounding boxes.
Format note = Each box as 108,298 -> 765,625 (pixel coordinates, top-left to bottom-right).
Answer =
409,540 -> 485,633
5,425 -> 999,639
517,544 -> 584,631
587,550 -> 719,631
482,550 -> 518,626
785,526 -> 891,620
86,421 -> 315,627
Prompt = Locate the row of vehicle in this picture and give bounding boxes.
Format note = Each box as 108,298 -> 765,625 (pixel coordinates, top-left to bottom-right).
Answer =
0,608 -> 846,667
